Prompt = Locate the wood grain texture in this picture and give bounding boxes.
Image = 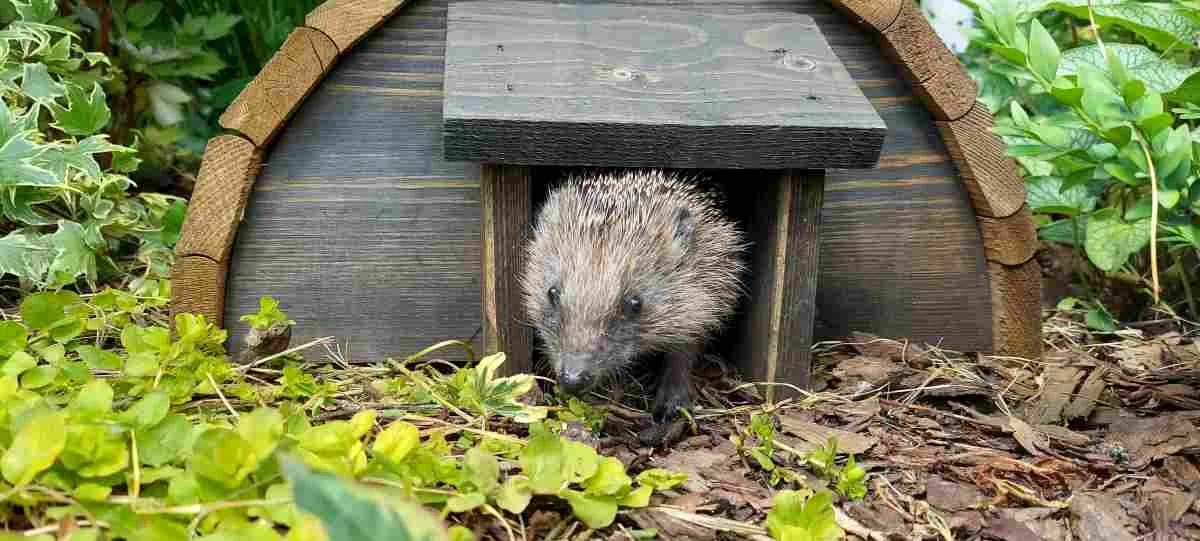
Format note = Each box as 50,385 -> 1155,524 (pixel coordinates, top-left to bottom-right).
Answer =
306,0 -> 412,53
170,255 -> 227,330
219,27 -> 339,147
219,0 -> 1011,365
481,164 -> 533,376
913,63 -> 978,121
978,205 -> 1037,266
443,1 -> 886,169
731,171 -> 823,400
828,0 -> 902,31
174,135 -> 262,262
935,102 -> 1028,218
881,0 -> 960,84
989,259 -> 1043,360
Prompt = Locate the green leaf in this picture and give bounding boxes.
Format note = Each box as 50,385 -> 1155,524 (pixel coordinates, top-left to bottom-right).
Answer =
563,490 -> 619,530
75,345 -> 121,370
3,351 -> 37,377
1026,175 -> 1098,215
14,0 -> 58,23
0,133 -> 59,187
520,427 -> 565,495
136,414 -> 193,467
239,296 -> 294,331
20,290 -> 82,331
74,483 -> 112,502
1059,44 -> 1200,104
0,321 -> 28,359
238,407 -> 285,463
464,446 -> 500,494
765,490 -> 844,541
0,230 -> 51,282
620,486 -> 653,508
2,409 -> 67,485
1086,307 -> 1118,332
372,420 -> 420,463
635,468 -> 688,491
126,1 -> 162,27
20,63 -> 64,103
190,428 -> 259,488
201,12 -> 242,41
444,492 -> 486,514
562,440 -> 599,484
1049,1 -> 1200,52
46,220 -> 97,289
71,379 -> 113,417
495,477 -> 532,514
121,390 -> 170,429
19,364 -> 56,388
283,457 -> 450,541
1085,208 -> 1151,271
583,456 -> 631,497
49,83 -> 111,136
1027,19 -> 1060,83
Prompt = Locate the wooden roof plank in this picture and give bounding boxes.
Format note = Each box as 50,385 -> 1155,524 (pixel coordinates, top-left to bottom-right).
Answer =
175,135 -> 263,263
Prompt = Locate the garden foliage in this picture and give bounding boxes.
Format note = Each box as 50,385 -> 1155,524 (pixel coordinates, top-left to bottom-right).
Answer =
958,0 -> 1200,321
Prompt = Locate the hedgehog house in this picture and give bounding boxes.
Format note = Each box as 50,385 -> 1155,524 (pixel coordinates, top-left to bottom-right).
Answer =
171,0 -> 1043,398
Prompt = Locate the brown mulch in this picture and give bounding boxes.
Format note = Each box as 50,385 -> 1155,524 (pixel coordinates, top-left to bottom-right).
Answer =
572,307 -> 1200,540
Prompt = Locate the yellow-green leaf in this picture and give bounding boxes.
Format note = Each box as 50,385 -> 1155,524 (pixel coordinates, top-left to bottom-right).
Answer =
2,409 -> 67,485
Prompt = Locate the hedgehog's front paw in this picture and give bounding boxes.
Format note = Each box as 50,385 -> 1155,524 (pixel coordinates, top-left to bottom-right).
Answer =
652,383 -> 692,424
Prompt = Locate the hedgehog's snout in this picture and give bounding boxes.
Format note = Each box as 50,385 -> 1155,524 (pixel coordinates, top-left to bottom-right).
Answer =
557,352 -> 597,394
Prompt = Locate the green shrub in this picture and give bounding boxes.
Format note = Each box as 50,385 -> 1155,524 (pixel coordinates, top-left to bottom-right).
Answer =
959,0 -> 1200,322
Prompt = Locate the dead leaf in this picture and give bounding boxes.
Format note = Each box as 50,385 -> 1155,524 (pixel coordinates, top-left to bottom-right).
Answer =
777,416 -> 877,455
982,517 -> 1042,541
926,475 -> 988,512
1033,365 -> 1085,424
1064,367 -> 1108,421
830,355 -> 909,392
1071,492 -> 1136,541
1163,456 -> 1200,484
1104,414 -> 1200,469
1117,342 -> 1165,371
1008,416 -> 1045,456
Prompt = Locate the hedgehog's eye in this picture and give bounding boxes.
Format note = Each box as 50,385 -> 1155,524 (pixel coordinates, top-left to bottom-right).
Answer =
548,286 -> 561,306
624,295 -> 642,317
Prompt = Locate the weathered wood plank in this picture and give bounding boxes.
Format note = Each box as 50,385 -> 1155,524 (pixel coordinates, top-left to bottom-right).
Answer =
481,164 -> 534,375
170,255 -> 227,330
175,135 -> 262,262
881,0 -> 960,85
731,170 -> 823,401
989,259 -> 1044,360
978,205 -> 1038,266
443,1 -> 886,169
936,102 -> 1028,218
220,27 -> 339,147
306,0 -> 413,54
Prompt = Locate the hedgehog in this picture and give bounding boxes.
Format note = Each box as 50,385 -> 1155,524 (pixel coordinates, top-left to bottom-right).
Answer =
520,169 -> 747,443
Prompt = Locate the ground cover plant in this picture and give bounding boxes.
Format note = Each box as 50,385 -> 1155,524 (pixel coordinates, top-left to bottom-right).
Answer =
955,0 -> 1200,326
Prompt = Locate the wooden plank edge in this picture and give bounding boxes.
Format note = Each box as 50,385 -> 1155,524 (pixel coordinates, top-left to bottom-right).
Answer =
978,204 -> 1038,266
174,134 -> 264,262
218,26 -> 340,148
935,101 -> 1029,219
169,254 -> 229,334
988,259 -> 1044,361
305,0 -> 412,54
827,0 -> 903,32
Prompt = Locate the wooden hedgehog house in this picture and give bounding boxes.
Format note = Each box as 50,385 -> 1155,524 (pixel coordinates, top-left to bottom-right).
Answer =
170,0 -> 1043,397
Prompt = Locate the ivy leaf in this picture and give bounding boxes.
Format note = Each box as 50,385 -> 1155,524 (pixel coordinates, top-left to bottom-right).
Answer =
50,83 -> 111,136
20,63 -> 64,103
2,409 -> 67,485
46,220 -> 97,288
13,0 -> 58,23
1085,208 -> 1151,271
0,230 -> 50,283
1060,44 -> 1200,104
563,490 -> 619,530
0,133 -> 59,187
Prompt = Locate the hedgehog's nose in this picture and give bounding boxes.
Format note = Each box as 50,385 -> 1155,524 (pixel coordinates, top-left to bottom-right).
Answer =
557,357 -> 593,394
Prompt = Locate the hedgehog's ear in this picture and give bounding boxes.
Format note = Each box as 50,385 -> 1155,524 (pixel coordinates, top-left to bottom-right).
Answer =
670,207 -> 694,256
